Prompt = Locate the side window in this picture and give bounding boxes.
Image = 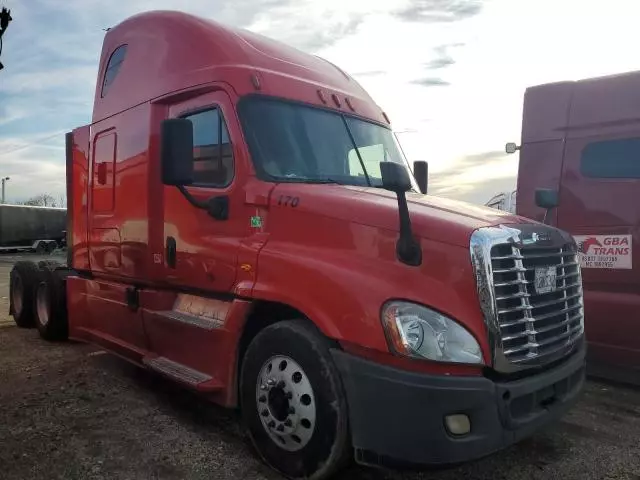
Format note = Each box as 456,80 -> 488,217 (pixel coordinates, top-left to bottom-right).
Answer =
184,108 -> 234,187
101,45 -> 127,98
581,137 -> 640,179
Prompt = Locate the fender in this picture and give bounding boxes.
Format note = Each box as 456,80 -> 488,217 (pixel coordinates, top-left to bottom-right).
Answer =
251,231 -> 489,360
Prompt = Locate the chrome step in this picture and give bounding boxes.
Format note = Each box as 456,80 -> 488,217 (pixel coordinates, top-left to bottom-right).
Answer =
156,310 -> 224,330
143,356 -> 220,390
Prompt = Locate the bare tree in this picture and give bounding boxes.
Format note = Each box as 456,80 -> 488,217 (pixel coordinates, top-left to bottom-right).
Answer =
16,193 -> 65,207
0,7 -> 12,72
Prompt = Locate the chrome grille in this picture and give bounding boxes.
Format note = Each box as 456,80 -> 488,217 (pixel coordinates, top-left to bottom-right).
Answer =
491,243 -> 584,364
470,224 -> 585,373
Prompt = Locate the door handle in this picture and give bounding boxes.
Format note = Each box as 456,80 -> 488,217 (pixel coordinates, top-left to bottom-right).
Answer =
97,162 -> 107,185
166,236 -> 176,269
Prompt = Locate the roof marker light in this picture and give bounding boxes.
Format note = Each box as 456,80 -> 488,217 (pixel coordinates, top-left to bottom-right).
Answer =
382,111 -> 391,124
251,74 -> 261,91
345,97 -> 355,111
331,93 -> 341,108
317,89 -> 327,104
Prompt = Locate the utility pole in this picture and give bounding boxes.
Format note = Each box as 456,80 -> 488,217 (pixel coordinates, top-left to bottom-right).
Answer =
0,6 -> 12,72
1,176 -> 9,203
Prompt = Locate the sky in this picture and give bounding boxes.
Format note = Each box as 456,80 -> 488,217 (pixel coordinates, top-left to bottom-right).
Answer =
1,0 -> 640,205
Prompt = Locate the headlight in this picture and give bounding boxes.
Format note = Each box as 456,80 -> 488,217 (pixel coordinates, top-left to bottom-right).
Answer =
381,301 -> 484,364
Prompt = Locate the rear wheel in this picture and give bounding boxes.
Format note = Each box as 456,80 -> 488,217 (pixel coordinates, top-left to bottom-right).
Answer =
33,267 -> 69,341
35,241 -> 46,254
240,320 -> 351,480
37,259 -> 62,270
9,261 -> 41,328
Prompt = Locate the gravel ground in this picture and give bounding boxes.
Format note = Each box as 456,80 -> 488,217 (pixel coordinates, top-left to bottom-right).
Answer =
1,255 -> 640,479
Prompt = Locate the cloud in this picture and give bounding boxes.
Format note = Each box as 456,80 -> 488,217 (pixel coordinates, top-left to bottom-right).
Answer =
0,134 -> 67,203
0,0 -> 519,206
351,70 -> 387,77
431,150 -> 511,181
411,77 -> 450,86
425,56 -> 455,69
434,175 -> 517,205
250,11 -> 364,52
428,150 -> 517,204
0,66 -> 97,94
394,0 -> 484,23
425,43 -> 461,69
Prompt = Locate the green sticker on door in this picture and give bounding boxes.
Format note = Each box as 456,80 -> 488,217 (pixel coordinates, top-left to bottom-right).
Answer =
250,216 -> 263,228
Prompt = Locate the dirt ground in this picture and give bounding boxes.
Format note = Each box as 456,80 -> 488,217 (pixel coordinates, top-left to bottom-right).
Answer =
2,255 -> 640,480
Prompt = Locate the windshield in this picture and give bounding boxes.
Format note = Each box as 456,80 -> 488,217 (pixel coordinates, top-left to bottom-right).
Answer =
237,96 -> 419,190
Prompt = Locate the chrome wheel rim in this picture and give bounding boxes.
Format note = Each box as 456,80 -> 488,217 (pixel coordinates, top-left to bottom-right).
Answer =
36,282 -> 50,326
11,273 -> 23,317
255,355 -> 317,452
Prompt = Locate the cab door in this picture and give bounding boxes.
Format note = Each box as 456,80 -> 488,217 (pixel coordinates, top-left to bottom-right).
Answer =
142,89 -> 270,370
557,131 -> 640,370
160,90 -> 249,292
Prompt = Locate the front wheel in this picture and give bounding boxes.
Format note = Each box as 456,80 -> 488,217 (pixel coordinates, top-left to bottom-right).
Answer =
240,320 -> 351,480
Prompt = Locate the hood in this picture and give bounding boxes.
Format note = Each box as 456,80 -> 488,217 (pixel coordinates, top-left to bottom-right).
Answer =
275,184 -> 532,247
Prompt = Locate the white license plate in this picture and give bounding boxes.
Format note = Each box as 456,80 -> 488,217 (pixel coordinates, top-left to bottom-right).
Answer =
534,266 -> 557,294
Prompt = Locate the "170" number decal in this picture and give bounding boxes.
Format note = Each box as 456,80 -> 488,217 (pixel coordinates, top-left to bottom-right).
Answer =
277,195 -> 300,207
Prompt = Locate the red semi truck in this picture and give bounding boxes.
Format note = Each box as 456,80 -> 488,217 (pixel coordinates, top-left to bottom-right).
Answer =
507,70 -> 640,384
9,10 -> 586,479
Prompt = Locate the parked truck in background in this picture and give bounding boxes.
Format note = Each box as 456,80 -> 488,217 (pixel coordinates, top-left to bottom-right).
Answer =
485,190 -> 517,214
0,204 -> 66,252
9,10 -> 586,479
506,70 -> 640,385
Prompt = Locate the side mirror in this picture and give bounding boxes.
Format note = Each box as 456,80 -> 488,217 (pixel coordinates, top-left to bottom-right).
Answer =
505,142 -> 519,154
380,161 -> 422,267
160,118 -> 194,186
380,161 -> 412,193
535,188 -> 558,209
535,188 -> 558,225
413,160 -> 428,194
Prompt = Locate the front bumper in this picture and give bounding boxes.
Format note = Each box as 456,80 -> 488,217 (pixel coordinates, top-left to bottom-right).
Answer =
331,341 -> 586,468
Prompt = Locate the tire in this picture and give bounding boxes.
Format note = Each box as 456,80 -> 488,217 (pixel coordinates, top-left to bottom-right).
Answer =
9,261 -> 41,328
33,267 -> 70,341
37,259 -> 62,270
35,241 -> 46,254
240,320 -> 351,480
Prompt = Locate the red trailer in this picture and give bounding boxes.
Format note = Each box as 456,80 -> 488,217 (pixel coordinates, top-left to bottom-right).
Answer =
10,10 -> 586,479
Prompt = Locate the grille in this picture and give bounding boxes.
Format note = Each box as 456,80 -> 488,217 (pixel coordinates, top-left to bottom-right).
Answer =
490,243 -> 584,364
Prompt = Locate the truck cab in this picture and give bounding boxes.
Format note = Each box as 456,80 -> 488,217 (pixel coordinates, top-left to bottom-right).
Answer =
510,70 -> 640,383
11,10 -> 586,479
485,190 -> 517,214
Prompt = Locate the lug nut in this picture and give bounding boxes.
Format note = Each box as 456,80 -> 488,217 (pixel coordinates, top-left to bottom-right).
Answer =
268,420 -> 276,428
267,378 -> 276,387
261,410 -> 269,417
285,391 -> 293,400
288,407 -> 295,414
276,424 -> 284,432
284,419 -> 292,427
277,380 -> 286,389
